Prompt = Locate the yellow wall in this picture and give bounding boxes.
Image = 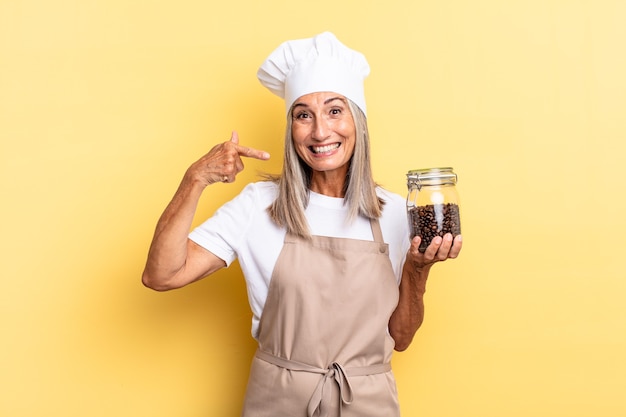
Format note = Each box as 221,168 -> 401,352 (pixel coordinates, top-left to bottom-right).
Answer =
2,1 -> 625,416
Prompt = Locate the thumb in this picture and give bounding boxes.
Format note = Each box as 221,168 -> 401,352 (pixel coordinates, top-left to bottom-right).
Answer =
230,131 -> 239,145
411,235 -> 423,251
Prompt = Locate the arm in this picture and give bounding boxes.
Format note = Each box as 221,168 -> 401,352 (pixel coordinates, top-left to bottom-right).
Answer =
141,132 -> 270,291
389,233 -> 462,351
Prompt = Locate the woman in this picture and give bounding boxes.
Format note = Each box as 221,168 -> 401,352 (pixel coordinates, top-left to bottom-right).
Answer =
142,32 -> 462,417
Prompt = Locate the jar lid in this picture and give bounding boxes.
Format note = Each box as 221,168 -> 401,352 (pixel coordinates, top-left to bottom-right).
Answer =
407,167 -> 457,183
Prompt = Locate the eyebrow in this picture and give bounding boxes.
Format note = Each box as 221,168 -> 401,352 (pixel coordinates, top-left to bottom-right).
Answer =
324,96 -> 346,105
292,96 -> 346,110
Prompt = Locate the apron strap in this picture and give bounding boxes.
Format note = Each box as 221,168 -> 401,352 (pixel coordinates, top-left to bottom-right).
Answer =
256,349 -> 391,417
369,218 -> 384,243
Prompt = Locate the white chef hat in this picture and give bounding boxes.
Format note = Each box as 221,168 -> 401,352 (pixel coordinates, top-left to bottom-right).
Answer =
257,32 -> 370,116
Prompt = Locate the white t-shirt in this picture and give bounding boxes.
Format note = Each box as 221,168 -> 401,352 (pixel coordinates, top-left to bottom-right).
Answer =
189,181 -> 410,339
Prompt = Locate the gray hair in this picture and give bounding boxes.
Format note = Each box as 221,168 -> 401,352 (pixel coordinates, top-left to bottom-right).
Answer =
266,99 -> 384,238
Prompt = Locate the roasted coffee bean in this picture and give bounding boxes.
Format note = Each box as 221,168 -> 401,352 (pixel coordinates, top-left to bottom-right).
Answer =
408,203 -> 461,253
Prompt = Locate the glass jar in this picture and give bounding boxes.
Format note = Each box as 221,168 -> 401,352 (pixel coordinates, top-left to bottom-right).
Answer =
406,167 -> 461,252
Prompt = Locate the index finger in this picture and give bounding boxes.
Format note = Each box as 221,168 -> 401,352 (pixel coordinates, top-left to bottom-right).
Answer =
236,144 -> 271,161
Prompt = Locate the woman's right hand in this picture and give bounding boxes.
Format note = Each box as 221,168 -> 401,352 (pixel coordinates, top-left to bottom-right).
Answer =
185,131 -> 271,186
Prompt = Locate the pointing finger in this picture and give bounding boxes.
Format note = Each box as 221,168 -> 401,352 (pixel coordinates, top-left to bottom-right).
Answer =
226,131 -> 270,160
236,144 -> 271,161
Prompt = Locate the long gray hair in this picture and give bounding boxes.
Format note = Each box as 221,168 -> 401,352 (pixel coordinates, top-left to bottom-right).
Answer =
266,99 -> 384,238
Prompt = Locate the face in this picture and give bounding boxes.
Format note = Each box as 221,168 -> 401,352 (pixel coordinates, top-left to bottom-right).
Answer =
290,92 -> 356,176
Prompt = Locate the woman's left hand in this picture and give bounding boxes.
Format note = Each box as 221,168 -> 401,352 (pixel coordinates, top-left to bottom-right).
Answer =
407,233 -> 462,272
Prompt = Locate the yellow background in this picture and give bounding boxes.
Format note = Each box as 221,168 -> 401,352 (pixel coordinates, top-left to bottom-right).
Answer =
2,0 -> 625,416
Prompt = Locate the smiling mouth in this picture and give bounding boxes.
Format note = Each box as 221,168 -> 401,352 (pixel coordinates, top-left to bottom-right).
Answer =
310,143 -> 340,154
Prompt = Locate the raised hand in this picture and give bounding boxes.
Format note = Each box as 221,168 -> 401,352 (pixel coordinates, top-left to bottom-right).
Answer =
185,131 -> 271,186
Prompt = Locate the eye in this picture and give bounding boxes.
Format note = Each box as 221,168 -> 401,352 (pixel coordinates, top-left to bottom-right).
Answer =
294,111 -> 311,120
329,107 -> 345,117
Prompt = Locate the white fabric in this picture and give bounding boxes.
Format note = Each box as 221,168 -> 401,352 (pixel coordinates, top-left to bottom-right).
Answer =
189,181 -> 410,339
257,32 -> 370,116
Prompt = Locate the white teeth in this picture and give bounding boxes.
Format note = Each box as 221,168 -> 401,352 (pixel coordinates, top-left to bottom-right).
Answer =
312,143 -> 340,153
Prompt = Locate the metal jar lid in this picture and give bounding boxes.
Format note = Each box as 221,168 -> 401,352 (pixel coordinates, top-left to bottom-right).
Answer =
407,167 -> 458,186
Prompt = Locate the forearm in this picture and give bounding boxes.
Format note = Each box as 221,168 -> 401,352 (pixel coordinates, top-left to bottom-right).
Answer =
389,233 -> 462,351
389,263 -> 431,351
142,133 -> 270,290
142,175 -> 205,289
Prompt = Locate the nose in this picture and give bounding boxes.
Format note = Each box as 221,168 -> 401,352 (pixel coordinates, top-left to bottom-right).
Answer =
312,117 -> 331,141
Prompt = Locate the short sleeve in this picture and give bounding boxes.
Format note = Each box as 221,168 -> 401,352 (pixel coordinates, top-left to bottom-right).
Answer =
189,183 -> 260,267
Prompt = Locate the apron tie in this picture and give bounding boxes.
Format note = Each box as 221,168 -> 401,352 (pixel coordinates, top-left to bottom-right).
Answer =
307,362 -> 353,417
255,349 -> 391,417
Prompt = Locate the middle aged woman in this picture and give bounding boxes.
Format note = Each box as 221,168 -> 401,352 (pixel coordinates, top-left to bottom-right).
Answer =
142,32 -> 462,417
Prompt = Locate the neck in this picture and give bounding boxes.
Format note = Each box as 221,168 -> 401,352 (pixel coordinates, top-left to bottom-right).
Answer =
309,170 -> 347,198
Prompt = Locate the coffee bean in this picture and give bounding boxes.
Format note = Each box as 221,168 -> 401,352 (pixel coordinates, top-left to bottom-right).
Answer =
408,203 -> 461,252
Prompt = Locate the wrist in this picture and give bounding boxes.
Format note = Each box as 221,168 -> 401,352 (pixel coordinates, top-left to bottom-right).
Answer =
180,170 -> 209,193
405,263 -> 431,295
414,261 -> 433,274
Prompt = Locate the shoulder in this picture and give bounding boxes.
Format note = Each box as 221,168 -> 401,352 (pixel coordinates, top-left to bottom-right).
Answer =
374,188 -> 410,277
229,181 -> 278,208
376,187 -> 405,212
376,187 -> 410,243
246,180 -> 278,198
194,181 -> 278,233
